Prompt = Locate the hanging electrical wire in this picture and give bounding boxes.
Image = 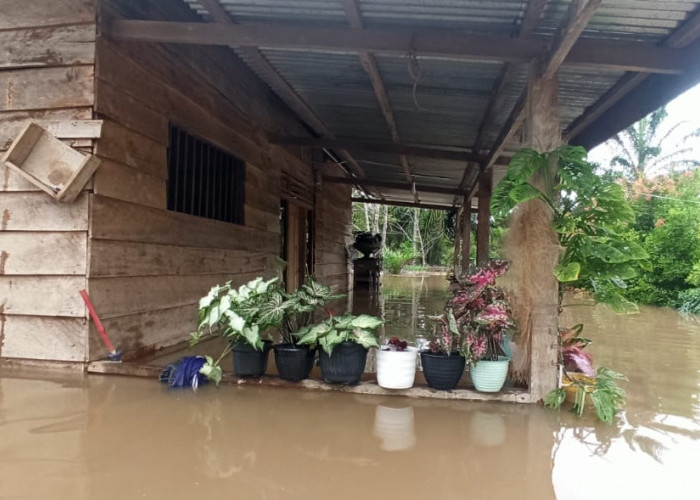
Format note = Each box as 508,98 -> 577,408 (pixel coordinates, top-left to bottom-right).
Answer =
406,49 -> 430,113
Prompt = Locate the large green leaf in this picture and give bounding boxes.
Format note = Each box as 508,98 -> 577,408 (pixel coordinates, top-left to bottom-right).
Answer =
353,328 -> 379,349
351,314 -> 383,329
224,310 -> 246,333
507,182 -> 545,205
554,262 -> 581,282
239,325 -> 263,350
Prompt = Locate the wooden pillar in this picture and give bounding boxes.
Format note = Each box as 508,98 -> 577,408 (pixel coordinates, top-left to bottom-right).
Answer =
461,195 -> 471,274
476,172 -> 491,266
526,59 -> 561,401
452,206 -> 462,275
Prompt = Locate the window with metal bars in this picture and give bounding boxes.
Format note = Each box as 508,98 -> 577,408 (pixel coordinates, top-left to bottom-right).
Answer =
166,125 -> 245,225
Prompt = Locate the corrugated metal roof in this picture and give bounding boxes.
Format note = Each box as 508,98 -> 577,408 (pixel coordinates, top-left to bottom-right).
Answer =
537,0 -> 700,43
178,0 -> 700,207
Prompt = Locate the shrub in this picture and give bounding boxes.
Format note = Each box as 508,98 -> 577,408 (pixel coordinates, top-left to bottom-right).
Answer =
382,245 -> 416,274
678,289 -> 700,315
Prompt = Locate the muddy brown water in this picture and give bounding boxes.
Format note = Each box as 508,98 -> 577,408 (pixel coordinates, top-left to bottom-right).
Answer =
2,276 -> 700,499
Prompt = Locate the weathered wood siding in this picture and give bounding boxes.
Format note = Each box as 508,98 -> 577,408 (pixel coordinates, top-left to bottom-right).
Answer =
0,0 -> 97,362
84,0 -> 350,360
0,0 -> 351,363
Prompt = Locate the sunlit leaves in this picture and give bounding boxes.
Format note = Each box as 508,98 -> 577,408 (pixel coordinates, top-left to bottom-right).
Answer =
554,262 -> 581,282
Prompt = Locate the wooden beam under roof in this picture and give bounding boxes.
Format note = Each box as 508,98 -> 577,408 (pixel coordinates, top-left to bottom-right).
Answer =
454,0 -> 548,205
325,176 -> 466,196
479,0 -> 602,179
196,0 -> 366,178
565,6 -> 700,142
341,0 -> 414,187
269,135 -> 482,162
108,20 -> 697,74
352,197 -> 451,211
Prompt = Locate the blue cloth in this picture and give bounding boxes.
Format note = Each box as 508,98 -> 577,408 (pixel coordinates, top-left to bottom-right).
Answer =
159,356 -> 209,389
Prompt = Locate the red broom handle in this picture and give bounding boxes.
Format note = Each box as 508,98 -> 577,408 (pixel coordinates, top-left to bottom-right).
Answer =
79,289 -> 115,353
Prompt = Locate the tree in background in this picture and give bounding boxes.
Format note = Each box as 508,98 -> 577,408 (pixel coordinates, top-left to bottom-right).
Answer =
607,106 -> 699,181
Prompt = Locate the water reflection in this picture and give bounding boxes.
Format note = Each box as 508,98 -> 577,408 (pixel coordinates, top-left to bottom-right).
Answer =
373,404 -> 416,451
354,273 -> 450,343
3,278 -> 700,498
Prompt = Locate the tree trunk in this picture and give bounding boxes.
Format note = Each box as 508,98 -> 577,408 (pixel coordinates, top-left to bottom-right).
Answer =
381,205 -> 388,252
372,204 -> 380,233
363,204 -> 370,231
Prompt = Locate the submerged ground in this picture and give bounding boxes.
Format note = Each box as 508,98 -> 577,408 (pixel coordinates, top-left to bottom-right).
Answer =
2,275 -> 700,499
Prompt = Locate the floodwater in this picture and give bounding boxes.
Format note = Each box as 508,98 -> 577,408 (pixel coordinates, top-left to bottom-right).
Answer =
2,277 -> 700,499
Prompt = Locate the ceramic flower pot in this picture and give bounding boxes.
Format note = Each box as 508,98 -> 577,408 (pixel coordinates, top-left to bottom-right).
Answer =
319,341 -> 368,385
273,343 -> 315,382
420,351 -> 465,390
470,356 -> 510,392
231,340 -> 272,378
376,346 -> 418,389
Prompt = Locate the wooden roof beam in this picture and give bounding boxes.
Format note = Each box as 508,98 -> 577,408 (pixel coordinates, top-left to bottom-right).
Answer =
341,0 -> 414,187
482,0 -> 601,171
454,0 -> 548,204
352,197 -> 451,211
565,5 -> 700,141
196,0 -> 366,178
324,175 -> 466,196
107,20 -> 696,74
269,135 -> 482,162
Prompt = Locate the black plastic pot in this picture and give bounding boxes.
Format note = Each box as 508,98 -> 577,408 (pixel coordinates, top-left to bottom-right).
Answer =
319,341 -> 368,385
420,351 -> 466,390
273,344 -> 316,382
232,340 -> 272,378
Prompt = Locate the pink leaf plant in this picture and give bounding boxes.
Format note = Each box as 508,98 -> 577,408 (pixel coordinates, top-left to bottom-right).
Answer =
429,261 -> 517,364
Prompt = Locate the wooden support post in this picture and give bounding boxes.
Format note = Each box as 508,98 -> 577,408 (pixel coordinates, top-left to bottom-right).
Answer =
453,206 -> 462,276
526,59 -> 561,401
476,172 -> 491,266
461,196 -> 472,274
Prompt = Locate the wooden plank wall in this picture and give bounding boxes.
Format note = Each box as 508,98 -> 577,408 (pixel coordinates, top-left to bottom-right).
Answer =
0,0 -> 97,362
86,0 -> 350,360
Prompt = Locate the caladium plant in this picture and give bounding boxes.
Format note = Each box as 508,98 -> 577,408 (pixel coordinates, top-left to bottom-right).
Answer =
295,313 -> 382,354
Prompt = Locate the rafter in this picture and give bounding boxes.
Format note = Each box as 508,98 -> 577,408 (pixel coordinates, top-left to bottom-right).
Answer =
108,20 -> 694,75
341,0 -> 413,186
565,6 -> 700,141
479,0 -> 602,179
269,135 -> 481,162
454,0 -> 548,205
352,197 -> 451,211
195,0 -> 366,178
325,176 -> 465,196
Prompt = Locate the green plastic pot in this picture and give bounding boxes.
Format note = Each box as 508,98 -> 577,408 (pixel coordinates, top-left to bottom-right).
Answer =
470,356 -> 509,393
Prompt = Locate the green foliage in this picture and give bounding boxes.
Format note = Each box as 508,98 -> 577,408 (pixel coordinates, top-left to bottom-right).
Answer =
296,313 -> 382,354
192,276 -> 341,383
545,368 -> 628,424
193,277 -> 282,351
678,289 -> 700,315
492,145 -> 649,310
383,244 -> 417,274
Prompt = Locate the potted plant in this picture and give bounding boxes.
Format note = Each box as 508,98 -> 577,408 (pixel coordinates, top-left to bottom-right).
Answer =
454,263 -> 516,393
269,276 -> 342,382
376,336 -> 418,389
296,313 -> 382,385
422,309 -> 466,391
190,277 -> 282,382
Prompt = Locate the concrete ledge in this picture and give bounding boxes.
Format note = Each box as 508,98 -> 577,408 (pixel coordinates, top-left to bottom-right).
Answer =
88,360 -> 533,403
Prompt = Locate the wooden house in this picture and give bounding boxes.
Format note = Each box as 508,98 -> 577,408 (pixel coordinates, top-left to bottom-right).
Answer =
1,0 -> 699,401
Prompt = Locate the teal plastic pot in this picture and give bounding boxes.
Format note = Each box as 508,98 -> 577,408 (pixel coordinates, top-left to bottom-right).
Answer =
470,356 -> 509,393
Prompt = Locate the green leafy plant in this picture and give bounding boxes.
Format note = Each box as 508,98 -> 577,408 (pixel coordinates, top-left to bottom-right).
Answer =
492,145 -> 650,312
678,288 -> 700,315
296,313 -> 382,354
383,245 -> 417,274
190,277 -> 283,384
545,368 -> 628,424
271,276 -> 344,344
